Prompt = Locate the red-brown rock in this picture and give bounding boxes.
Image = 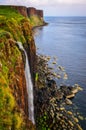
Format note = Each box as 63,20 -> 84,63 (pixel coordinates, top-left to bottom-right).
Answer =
27,7 -> 37,17
37,10 -> 43,18
27,7 -> 43,18
11,6 -> 28,17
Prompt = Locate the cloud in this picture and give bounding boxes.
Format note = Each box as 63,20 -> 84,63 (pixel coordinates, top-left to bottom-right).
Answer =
0,0 -> 86,6
58,0 -> 86,4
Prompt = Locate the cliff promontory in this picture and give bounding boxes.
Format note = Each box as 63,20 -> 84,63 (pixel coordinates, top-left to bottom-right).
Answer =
27,7 -> 45,27
11,6 -> 46,27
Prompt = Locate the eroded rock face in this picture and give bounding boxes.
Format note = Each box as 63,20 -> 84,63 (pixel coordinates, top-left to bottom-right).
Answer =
37,10 -> 43,18
27,7 -> 37,16
11,6 -> 28,17
11,6 -> 44,19
27,7 -> 43,18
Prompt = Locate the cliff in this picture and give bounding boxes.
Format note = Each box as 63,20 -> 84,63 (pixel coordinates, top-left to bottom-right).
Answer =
0,5 -> 83,130
27,7 -> 45,27
10,6 -> 47,27
0,6 -> 36,129
11,6 -> 28,17
27,7 -> 47,27
27,7 -> 43,18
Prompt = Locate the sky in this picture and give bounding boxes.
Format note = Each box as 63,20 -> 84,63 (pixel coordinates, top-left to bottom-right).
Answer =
0,0 -> 86,16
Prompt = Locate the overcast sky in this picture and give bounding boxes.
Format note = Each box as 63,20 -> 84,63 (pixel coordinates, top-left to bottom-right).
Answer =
0,0 -> 86,16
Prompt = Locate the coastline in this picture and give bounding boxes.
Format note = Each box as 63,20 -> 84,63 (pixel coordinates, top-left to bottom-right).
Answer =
34,54 -> 83,130
0,5 -> 85,130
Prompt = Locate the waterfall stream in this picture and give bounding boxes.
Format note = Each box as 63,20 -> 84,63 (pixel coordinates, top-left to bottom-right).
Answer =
17,42 -> 35,124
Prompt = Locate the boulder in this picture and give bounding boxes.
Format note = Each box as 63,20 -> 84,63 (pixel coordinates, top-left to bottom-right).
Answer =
65,98 -> 73,105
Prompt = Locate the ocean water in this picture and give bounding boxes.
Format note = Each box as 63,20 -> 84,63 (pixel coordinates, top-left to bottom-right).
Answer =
34,17 -> 86,129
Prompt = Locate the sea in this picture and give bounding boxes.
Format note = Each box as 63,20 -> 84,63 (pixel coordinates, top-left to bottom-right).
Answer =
34,17 -> 86,130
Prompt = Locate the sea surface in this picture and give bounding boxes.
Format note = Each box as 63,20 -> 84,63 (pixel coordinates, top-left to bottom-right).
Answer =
34,17 -> 86,129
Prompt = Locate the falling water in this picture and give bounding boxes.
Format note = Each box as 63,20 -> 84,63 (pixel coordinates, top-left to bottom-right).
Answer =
17,42 -> 35,124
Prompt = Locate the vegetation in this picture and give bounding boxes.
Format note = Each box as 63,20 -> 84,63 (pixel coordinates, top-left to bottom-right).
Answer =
0,6 -> 35,130
37,112 -> 50,130
0,73 -> 25,130
29,15 -> 44,27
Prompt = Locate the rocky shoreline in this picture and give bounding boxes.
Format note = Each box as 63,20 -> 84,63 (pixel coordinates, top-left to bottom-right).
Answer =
35,55 -> 83,130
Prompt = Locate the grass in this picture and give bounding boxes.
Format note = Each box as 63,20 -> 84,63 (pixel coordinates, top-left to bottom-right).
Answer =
29,15 -> 44,27
0,6 -> 23,20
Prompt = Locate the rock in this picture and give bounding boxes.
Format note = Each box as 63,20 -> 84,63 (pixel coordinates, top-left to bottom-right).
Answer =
36,55 -> 83,130
60,85 -> 74,98
47,79 -> 57,88
50,97 -> 56,103
11,6 -> 28,17
66,93 -> 75,99
55,91 -> 63,100
27,7 -> 43,18
48,67 -> 53,70
65,98 -> 72,105
59,113 -> 63,117
50,109 -> 54,118
58,66 -> 65,71
52,61 -> 57,64
71,85 -> 83,94
78,115 -> 84,120
77,124 -> 83,130
77,86 -> 83,91
56,74 -> 61,79
59,107 -> 65,111
60,85 -> 68,92
47,56 -> 51,60
61,85 -> 78,98
73,84 -> 83,91
68,121 -> 74,127
52,72 -> 57,77
71,87 -> 79,94
74,117 -> 79,123
67,111 -> 73,115
63,73 -> 68,80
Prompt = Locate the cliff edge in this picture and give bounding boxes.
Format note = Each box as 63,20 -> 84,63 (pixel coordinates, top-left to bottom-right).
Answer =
27,7 -> 46,27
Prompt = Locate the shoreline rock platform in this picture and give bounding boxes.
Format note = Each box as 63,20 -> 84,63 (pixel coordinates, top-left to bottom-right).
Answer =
35,54 -> 83,130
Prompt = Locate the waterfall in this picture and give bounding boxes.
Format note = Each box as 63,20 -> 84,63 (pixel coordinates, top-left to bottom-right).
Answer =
17,42 -> 35,124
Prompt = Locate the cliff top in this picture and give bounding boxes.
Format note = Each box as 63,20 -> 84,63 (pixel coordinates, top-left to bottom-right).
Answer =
0,5 -> 46,27
0,6 -> 24,19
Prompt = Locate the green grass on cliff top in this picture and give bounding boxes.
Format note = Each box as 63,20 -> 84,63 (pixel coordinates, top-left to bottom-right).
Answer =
0,6 -> 27,43
0,6 -> 24,21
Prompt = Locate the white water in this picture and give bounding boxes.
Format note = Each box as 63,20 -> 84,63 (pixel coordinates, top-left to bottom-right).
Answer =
17,42 -> 35,124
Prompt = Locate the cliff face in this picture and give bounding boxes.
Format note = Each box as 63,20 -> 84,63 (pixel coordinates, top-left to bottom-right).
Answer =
0,6 -> 36,129
10,6 -> 46,27
21,18 -> 36,84
27,7 -> 45,27
27,7 -> 43,18
11,6 -> 28,17
12,6 -> 44,19
27,7 -> 37,16
37,10 -> 43,18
